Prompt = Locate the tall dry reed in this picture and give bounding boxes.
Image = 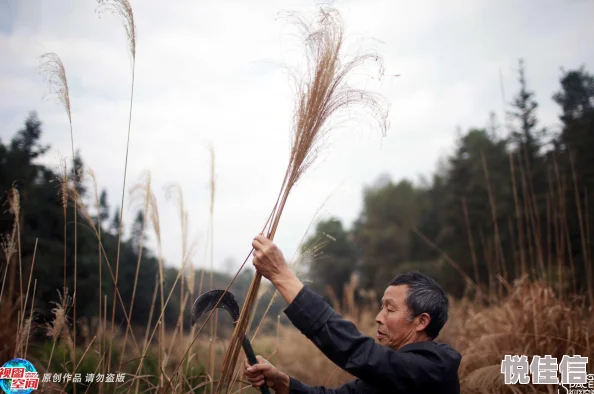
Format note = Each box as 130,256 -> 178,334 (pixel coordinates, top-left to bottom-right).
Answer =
37,55 -> 81,391
215,8 -> 389,393
119,172 -> 153,370
96,0 -> 138,376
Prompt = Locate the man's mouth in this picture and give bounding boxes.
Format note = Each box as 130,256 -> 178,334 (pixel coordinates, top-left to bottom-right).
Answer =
376,330 -> 385,337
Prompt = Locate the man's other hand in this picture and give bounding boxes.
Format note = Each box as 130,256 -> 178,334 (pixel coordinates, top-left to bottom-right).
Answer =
244,356 -> 290,394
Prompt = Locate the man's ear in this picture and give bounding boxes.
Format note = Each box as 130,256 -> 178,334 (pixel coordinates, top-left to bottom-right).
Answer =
415,313 -> 431,332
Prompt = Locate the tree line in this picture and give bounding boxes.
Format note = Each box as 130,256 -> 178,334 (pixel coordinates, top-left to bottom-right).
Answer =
301,60 -> 594,306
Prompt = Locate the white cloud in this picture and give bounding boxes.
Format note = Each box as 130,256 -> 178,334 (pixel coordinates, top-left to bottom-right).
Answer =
1,0 -> 593,278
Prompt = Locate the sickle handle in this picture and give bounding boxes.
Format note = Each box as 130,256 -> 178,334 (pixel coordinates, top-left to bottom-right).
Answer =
242,334 -> 272,394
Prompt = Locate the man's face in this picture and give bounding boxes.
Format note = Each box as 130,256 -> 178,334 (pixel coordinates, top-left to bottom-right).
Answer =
375,285 -> 425,350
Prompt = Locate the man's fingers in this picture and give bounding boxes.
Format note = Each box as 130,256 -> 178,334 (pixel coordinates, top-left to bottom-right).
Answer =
252,379 -> 265,388
246,373 -> 264,382
246,363 -> 269,375
252,237 -> 265,251
245,356 -> 274,389
245,371 -> 262,380
243,359 -> 254,373
254,234 -> 269,245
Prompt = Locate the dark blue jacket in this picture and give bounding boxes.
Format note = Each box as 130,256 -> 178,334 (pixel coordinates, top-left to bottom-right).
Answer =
283,286 -> 461,394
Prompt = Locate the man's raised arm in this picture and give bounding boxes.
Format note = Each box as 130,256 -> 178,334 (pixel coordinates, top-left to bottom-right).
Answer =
282,285 -> 458,392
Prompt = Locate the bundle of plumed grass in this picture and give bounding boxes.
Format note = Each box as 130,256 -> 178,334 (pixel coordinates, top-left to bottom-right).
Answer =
216,7 -> 390,393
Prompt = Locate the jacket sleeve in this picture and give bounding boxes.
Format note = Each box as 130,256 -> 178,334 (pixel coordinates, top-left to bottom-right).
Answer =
289,377 -> 358,394
283,286 -> 450,392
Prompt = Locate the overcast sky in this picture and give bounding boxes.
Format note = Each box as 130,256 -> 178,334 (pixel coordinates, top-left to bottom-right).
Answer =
1,0 -> 593,276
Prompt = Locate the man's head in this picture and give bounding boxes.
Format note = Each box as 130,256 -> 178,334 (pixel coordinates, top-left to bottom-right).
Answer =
375,271 -> 448,350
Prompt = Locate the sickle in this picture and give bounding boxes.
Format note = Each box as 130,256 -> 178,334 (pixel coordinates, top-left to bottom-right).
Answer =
191,289 -> 271,394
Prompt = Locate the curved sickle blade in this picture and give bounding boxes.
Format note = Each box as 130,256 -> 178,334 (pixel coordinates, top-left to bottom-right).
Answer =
190,289 -> 240,326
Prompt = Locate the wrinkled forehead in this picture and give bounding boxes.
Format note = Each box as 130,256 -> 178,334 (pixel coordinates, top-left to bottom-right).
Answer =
382,284 -> 409,305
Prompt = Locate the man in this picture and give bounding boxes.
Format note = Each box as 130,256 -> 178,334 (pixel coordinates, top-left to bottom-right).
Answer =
244,234 -> 461,394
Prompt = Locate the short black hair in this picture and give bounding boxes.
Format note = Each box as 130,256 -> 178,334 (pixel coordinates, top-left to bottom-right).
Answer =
388,271 -> 448,339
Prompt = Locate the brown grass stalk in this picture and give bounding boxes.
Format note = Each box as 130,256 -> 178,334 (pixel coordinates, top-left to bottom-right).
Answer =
88,169 -> 104,370
134,274 -> 159,394
118,172 -> 154,371
164,183 -> 196,373
197,143 -> 218,392
121,171 -> 167,388
166,182 -> 198,382
6,187 -> 24,344
15,238 -> 37,358
96,0 -> 138,376
38,53 -> 79,381
58,157 -> 69,308
23,279 -> 36,359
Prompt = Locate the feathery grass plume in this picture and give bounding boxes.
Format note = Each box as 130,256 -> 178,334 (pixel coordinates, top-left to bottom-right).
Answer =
45,288 -> 73,370
6,187 -> 26,336
96,0 -> 138,375
215,8 -> 389,393
38,53 -> 72,123
0,189 -> 18,308
96,0 -> 136,63
38,52 -> 80,375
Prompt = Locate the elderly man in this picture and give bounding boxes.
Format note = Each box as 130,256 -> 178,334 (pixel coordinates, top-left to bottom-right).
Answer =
244,235 -> 461,394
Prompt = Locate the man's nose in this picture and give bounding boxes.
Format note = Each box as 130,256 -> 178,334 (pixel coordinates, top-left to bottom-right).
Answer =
375,309 -> 384,325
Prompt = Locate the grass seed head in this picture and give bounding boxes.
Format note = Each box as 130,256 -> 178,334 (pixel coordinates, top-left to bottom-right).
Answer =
38,53 -> 72,123
8,186 -> 20,219
46,288 -> 73,341
58,156 -> 69,209
16,317 -> 33,357
284,7 -> 389,189
96,0 -> 136,62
